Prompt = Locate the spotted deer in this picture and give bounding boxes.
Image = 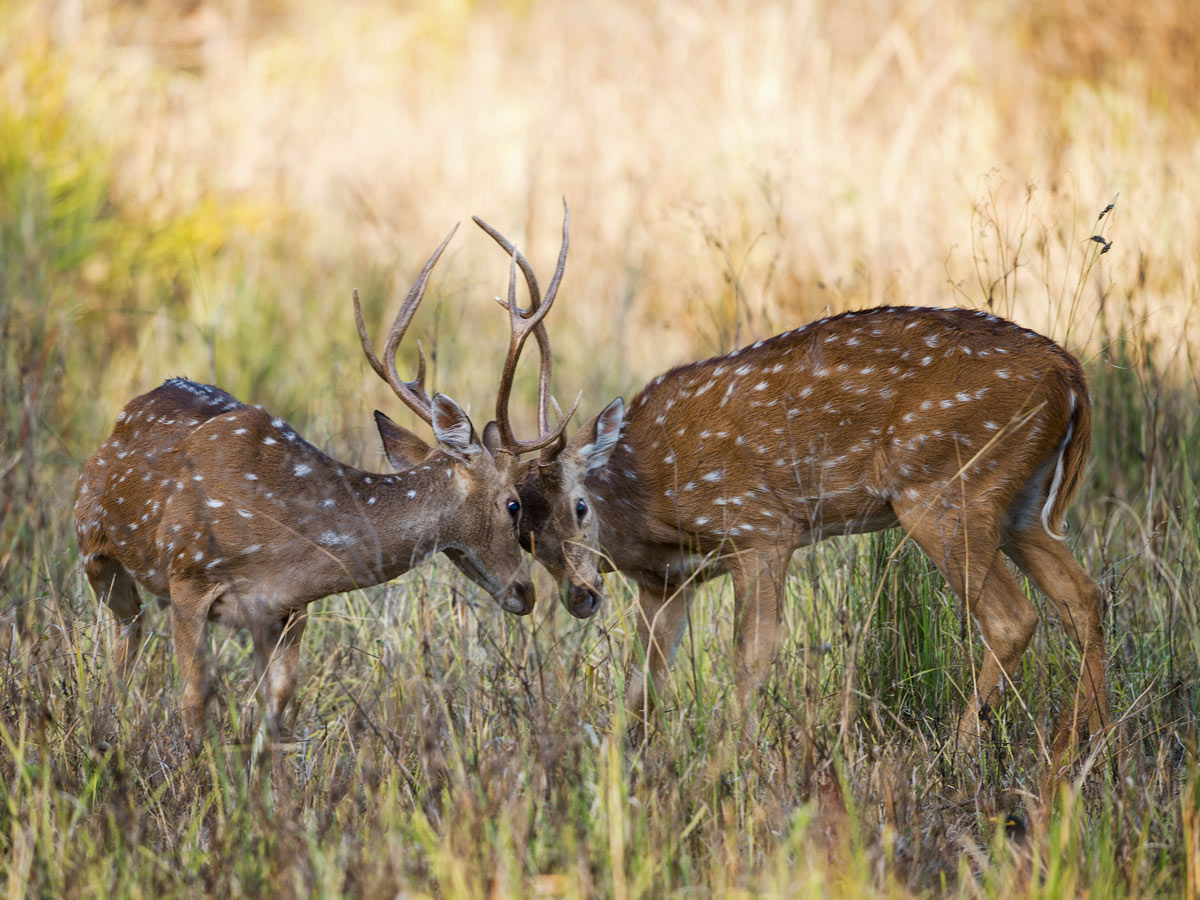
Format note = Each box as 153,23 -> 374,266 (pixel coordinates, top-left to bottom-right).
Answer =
476,206 -> 1109,752
75,228 -> 564,750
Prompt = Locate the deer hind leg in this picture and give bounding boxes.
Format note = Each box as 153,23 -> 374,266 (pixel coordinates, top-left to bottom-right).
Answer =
625,582 -> 693,738
893,506 -> 1039,748
1003,526 -> 1109,753
85,555 -> 143,677
250,611 -> 308,744
168,579 -> 216,753
729,548 -> 789,724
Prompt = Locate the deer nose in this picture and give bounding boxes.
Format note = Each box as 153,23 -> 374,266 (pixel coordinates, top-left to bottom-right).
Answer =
503,580 -> 535,616
565,584 -> 601,619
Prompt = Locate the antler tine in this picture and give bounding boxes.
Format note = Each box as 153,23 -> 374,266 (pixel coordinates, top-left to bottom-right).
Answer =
491,251 -> 535,451
477,206 -> 576,454
491,251 -> 521,447
541,197 -> 570,325
353,289 -> 389,384
536,198 -> 570,436
472,215 -> 543,315
365,224 -> 458,426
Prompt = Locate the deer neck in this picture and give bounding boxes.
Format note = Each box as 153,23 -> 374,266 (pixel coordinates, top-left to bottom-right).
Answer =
310,460 -> 468,586
584,437 -> 654,564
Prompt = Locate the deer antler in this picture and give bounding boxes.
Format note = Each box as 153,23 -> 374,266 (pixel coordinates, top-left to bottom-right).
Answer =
472,198 -> 577,455
353,225 -> 458,425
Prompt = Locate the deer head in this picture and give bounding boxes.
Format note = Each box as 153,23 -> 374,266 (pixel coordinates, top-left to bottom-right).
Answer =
465,201 -> 619,618
353,226 -> 538,612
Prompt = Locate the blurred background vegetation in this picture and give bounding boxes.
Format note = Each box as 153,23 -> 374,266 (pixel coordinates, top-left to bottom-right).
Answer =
2,0 -> 1199,895
2,0 -> 1197,534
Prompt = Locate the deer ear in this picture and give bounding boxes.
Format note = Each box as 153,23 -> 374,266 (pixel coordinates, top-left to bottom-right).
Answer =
431,393 -> 481,463
481,420 -> 504,458
567,397 -> 624,474
374,410 -> 432,471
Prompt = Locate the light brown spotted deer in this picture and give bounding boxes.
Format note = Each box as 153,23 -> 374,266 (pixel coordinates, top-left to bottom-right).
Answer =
75,228 -> 564,750
476,207 -> 1108,753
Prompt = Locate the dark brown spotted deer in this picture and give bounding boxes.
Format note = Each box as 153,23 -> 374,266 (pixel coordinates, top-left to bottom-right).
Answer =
75,228 -> 564,750
476,206 -> 1109,753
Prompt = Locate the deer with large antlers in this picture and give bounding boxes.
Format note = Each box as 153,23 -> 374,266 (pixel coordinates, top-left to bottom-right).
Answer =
475,203 -> 1108,752
75,228 -> 562,750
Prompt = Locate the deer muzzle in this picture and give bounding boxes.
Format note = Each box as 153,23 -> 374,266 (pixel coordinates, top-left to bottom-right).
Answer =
500,579 -> 536,616
565,582 -> 601,619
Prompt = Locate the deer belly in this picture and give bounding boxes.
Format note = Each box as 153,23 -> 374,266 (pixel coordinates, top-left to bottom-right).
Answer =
204,587 -> 301,627
637,546 -> 724,589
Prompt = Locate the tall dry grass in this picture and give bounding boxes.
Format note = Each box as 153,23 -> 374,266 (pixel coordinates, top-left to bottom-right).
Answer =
2,0 -> 1199,896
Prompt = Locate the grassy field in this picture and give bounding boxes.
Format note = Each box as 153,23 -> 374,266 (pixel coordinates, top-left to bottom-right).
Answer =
3,0 -> 1200,896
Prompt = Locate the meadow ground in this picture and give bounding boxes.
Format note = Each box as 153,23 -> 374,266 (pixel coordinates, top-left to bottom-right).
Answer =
2,1 -> 1199,896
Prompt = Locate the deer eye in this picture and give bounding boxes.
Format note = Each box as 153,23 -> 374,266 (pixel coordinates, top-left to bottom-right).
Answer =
506,499 -> 521,520
575,498 -> 588,521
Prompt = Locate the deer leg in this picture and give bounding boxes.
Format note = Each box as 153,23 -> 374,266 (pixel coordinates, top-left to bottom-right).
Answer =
250,611 -> 308,744
1004,527 -> 1109,752
729,549 -> 788,724
168,580 -> 215,753
625,583 -> 693,736
955,554 -> 1040,745
894,506 -> 1038,748
85,555 -> 143,677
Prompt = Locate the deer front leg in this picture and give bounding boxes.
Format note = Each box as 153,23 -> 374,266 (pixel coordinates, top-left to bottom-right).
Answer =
730,549 -> 788,727
625,582 -> 693,740
85,555 -> 145,677
169,580 -> 216,753
250,611 -> 308,744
